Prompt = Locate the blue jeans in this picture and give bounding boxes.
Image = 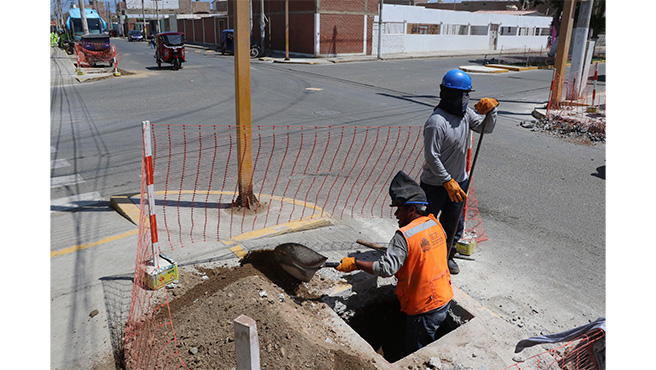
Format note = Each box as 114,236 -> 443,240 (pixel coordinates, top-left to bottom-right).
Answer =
404,301 -> 452,353
420,180 -> 468,258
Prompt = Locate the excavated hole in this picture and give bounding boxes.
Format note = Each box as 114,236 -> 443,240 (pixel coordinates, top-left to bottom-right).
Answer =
340,294 -> 474,363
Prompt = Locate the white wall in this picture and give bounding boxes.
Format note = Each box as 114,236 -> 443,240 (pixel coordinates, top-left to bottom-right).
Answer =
373,5 -> 552,54
126,0 -> 180,10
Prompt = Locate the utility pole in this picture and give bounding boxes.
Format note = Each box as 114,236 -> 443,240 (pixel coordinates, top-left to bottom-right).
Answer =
79,0 -> 90,35
285,0 -> 290,60
377,0 -> 383,59
550,0 -> 576,105
568,0 -> 594,99
260,0 -> 265,56
233,0 -> 259,209
155,0 -> 160,33
142,0 -> 147,35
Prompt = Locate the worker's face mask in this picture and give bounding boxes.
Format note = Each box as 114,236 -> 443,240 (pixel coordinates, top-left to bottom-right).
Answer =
437,86 -> 470,117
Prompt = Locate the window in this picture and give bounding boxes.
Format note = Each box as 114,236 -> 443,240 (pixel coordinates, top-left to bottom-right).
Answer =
500,26 -> 517,36
518,27 -> 532,36
383,22 -> 405,35
407,23 -> 440,35
444,24 -> 467,35
470,25 -> 488,36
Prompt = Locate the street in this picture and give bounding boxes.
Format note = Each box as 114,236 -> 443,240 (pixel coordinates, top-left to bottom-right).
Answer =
48,38 -> 606,369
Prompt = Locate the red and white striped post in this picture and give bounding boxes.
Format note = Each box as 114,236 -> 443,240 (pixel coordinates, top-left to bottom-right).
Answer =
142,120 -> 160,268
591,62 -> 599,107
75,45 -> 84,75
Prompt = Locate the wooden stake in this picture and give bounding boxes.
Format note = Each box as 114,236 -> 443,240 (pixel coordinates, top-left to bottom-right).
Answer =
234,314 -> 261,370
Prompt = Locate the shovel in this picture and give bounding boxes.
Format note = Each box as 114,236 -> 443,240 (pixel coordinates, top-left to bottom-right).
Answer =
273,243 -> 339,282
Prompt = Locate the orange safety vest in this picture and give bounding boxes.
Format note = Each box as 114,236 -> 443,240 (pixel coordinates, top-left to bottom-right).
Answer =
394,214 -> 453,316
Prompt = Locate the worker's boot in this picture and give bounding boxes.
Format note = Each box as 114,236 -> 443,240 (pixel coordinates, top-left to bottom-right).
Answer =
448,248 -> 460,275
448,258 -> 460,275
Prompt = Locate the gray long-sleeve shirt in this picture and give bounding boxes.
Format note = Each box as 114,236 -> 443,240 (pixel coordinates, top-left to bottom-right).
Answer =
420,106 -> 497,186
372,231 -> 408,277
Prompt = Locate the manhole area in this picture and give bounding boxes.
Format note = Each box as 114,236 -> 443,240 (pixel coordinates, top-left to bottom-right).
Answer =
342,295 -> 474,363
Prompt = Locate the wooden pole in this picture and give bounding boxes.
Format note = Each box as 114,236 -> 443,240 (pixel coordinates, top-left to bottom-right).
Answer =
550,0 -> 577,105
285,0 -> 290,60
234,0 -> 259,209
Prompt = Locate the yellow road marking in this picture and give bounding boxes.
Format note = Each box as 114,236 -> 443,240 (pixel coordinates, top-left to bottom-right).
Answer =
51,229 -> 139,258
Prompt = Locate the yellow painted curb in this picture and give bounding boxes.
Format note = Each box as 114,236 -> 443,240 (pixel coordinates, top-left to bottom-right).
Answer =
108,191 -> 334,260
109,194 -> 141,225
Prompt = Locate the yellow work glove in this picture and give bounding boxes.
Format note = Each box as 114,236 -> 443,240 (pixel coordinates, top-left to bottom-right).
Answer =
475,98 -> 499,114
443,179 -> 467,203
336,257 -> 358,273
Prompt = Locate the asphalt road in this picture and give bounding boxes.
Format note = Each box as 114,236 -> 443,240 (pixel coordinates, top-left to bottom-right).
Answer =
47,38 -> 607,369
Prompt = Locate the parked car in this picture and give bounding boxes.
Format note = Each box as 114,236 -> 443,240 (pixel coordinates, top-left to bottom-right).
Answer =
128,30 -> 144,42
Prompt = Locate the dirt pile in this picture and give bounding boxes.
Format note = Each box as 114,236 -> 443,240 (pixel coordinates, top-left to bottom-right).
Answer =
158,251 -> 379,370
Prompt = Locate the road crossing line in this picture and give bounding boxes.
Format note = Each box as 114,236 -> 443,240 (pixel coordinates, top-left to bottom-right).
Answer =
51,174 -> 85,188
51,158 -> 71,169
51,191 -> 103,211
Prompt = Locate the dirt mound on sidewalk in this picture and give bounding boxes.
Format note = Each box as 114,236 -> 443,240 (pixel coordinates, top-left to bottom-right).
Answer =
160,251 -> 377,370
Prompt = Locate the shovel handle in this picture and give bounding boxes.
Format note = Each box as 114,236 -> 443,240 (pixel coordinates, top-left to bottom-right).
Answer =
323,262 -> 340,268
356,239 -> 387,251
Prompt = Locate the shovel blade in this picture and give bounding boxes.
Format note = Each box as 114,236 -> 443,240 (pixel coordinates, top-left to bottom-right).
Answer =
273,243 -> 328,282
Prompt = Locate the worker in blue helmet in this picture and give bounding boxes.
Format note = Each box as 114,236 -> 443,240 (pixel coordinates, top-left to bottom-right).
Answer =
420,69 -> 499,275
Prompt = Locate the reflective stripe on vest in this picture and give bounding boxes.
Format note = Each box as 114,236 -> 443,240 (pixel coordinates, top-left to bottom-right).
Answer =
394,215 -> 453,315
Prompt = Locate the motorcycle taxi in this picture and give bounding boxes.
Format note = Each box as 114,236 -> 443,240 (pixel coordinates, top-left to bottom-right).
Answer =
154,32 -> 186,70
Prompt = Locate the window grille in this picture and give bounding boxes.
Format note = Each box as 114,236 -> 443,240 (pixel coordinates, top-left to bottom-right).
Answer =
470,25 -> 488,36
383,22 -> 405,35
518,27 -> 532,36
407,23 -> 440,35
444,24 -> 467,35
500,26 -> 517,36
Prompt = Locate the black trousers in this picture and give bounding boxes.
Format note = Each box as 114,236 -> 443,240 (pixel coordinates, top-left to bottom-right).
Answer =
420,179 -> 468,258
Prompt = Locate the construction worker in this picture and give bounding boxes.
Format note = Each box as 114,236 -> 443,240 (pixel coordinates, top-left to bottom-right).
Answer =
336,171 -> 453,354
50,31 -> 59,47
420,69 -> 498,275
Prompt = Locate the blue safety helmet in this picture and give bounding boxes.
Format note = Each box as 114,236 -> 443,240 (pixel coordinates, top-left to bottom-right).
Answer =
441,69 -> 473,92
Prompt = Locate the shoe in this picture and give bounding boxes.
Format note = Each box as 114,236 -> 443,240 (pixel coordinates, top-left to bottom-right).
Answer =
448,258 -> 460,275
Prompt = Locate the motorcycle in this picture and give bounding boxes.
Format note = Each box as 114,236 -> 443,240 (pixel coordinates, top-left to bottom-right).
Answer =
220,29 -> 261,58
154,32 -> 186,70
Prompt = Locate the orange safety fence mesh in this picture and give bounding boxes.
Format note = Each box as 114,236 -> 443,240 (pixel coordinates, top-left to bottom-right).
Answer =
123,124 -> 489,369
546,64 -> 605,141
123,143 -> 186,369
504,328 -> 605,370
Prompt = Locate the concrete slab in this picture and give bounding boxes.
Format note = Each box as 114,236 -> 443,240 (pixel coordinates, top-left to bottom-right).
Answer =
459,65 -> 509,74
485,64 -> 539,72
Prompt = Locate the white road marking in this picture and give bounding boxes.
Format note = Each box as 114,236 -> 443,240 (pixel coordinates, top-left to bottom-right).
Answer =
51,192 -> 103,210
51,158 -> 71,169
51,174 -> 85,188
